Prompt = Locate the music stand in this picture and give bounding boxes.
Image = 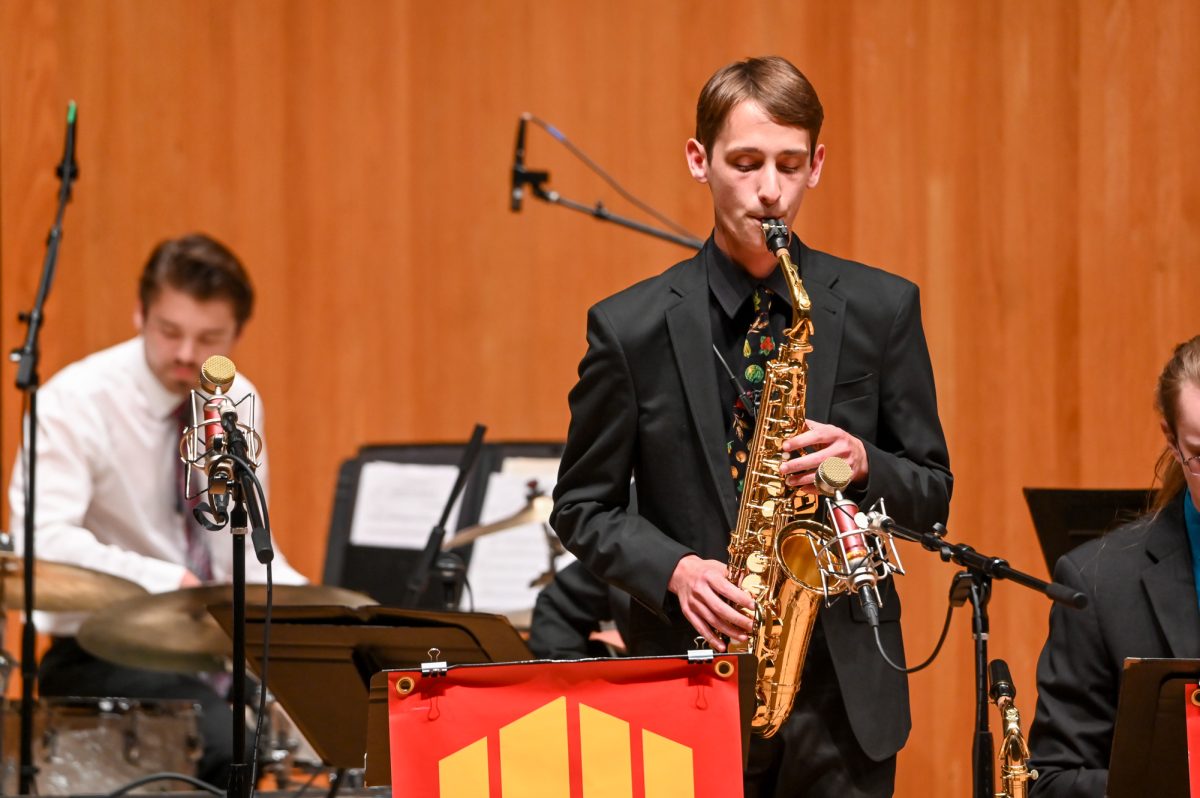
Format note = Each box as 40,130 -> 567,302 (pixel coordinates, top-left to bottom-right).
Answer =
323,441 -> 563,609
363,652 -> 759,785
208,603 -> 531,769
1106,657 -> 1200,797
1023,488 -> 1154,573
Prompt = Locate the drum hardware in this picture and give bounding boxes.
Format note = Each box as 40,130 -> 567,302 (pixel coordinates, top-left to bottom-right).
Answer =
254,690 -> 326,790
442,481 -> 554,550
444,480 -> 568,617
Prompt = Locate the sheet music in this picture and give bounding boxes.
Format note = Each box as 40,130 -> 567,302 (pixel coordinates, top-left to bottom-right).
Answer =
465,463 -> 573,615
348,462 -> 463,549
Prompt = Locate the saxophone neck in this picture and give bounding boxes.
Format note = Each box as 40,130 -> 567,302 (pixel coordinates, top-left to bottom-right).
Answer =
774,248 -> 813,340
761,220 -> 812,332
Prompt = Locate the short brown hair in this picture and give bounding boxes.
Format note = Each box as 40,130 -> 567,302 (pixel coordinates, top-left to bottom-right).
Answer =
138,233 -> 254,329
1153,334 -> 1200,510
695,56 -> 824,160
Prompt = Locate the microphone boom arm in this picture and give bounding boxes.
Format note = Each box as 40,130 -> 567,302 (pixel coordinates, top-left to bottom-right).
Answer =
534,189 -> 705,250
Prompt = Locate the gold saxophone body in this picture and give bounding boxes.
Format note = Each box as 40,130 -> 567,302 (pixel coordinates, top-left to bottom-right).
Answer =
725,220 -> 851,738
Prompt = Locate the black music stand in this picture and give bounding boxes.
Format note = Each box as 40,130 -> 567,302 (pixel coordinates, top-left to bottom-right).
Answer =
1023,488 -> 1154,573
363,652 -> 759,785
208,604 -> 531,770
1107,657 -> 1200,798
323,441 -> 563,609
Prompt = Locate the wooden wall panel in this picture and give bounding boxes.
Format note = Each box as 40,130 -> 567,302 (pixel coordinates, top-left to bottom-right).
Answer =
2,2 -> 1198,794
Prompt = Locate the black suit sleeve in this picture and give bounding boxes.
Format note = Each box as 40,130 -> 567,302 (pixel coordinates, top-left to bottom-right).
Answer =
1027,554 -> 1115,798
551,304 -> 694,616
852,282 -> 952,532
527,562 -> 613,660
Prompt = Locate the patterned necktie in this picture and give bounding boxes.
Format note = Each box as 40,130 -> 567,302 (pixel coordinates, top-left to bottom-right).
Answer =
728,286 -> 777,494
174,400 -> 214,582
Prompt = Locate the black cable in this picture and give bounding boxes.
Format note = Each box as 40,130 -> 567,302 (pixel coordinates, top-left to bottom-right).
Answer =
103,771 -> 223,797
526,114 -> 700,241
874,590 -> 956,674
324,768 -> 347,798
288,768 -> 322,798
248,560 -> 273,798
711,344 -> 757,424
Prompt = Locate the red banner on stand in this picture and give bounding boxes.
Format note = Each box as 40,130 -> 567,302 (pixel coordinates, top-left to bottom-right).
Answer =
387,656 -> 745,798
1187,684 -> 1200,797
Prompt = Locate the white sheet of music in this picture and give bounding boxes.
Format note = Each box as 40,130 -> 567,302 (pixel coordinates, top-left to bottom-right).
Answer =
465,460 -> 573,616
347,462 -> 463,549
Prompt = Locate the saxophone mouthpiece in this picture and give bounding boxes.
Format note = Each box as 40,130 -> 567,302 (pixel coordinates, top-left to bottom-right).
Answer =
814,456 -> 853,495
989,658 -> 1017,703
761,218 -> 791,255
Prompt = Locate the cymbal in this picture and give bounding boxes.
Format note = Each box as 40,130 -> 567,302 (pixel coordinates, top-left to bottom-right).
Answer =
78,583 -> 376,674
443,495 -> 554,550
0,553 -> 147,612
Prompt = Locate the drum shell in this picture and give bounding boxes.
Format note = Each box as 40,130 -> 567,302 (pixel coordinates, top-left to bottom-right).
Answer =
2,697 -> 202,795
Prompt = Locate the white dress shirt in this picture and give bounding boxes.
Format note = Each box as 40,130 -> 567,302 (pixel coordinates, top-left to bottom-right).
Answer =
8,336 -> 306,635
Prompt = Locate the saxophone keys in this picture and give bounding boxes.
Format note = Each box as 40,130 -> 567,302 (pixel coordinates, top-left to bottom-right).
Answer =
759,499 -> 776,518
740,574 -> 766,597
746,551 -> 770,574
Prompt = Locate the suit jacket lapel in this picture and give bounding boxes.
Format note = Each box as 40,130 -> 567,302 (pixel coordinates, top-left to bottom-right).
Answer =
665,253 -> 739,529
796,243 -> 845,424
1142,499 -> 1200,658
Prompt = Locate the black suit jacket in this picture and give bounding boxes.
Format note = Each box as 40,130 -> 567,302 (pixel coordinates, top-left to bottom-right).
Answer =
551,237 -> 952,761
1029,494 -> 1200,797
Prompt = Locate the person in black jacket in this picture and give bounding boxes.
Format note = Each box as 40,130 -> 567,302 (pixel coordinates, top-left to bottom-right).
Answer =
551,56 -> 952,797
1029,334 -> 1200,796
527,560 -> 631,659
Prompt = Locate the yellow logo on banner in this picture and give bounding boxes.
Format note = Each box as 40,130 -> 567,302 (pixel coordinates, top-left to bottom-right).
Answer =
439,696 -> 695,797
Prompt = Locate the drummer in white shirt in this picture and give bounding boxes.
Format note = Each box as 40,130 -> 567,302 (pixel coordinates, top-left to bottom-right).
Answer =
7,233 -> 306,788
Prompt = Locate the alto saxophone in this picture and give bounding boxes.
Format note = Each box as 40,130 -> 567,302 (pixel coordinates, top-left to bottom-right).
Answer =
725,220 -> 859,737
990,660 -> 1038,798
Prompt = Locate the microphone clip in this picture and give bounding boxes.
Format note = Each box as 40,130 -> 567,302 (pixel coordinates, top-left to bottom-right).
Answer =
193,502 -> 229,532
512,163 -> 550,208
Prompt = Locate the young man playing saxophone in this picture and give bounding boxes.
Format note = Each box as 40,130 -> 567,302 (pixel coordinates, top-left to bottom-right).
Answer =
551,56 -> 951,796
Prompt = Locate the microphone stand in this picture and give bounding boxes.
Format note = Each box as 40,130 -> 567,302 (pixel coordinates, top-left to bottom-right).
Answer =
9,101 -> 79,797
401,424 -> 487,609
875,517 -> 1087,798
219,411 -> 271,798
513,163 -> 703,251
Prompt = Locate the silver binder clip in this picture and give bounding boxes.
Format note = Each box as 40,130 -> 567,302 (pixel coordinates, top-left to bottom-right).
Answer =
421,647 -> 448,677
687,637 -> 715,663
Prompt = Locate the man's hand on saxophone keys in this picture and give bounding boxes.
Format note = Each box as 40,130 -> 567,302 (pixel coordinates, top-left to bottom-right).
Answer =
668,555 -> 755,652
779,419 -> 869,488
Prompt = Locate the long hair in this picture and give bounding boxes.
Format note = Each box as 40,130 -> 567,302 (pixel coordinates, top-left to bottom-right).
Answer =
1152,335 -> 1200,511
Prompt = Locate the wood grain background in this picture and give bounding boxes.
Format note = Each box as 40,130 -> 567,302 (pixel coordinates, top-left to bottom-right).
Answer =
2,1 -> 1198,793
